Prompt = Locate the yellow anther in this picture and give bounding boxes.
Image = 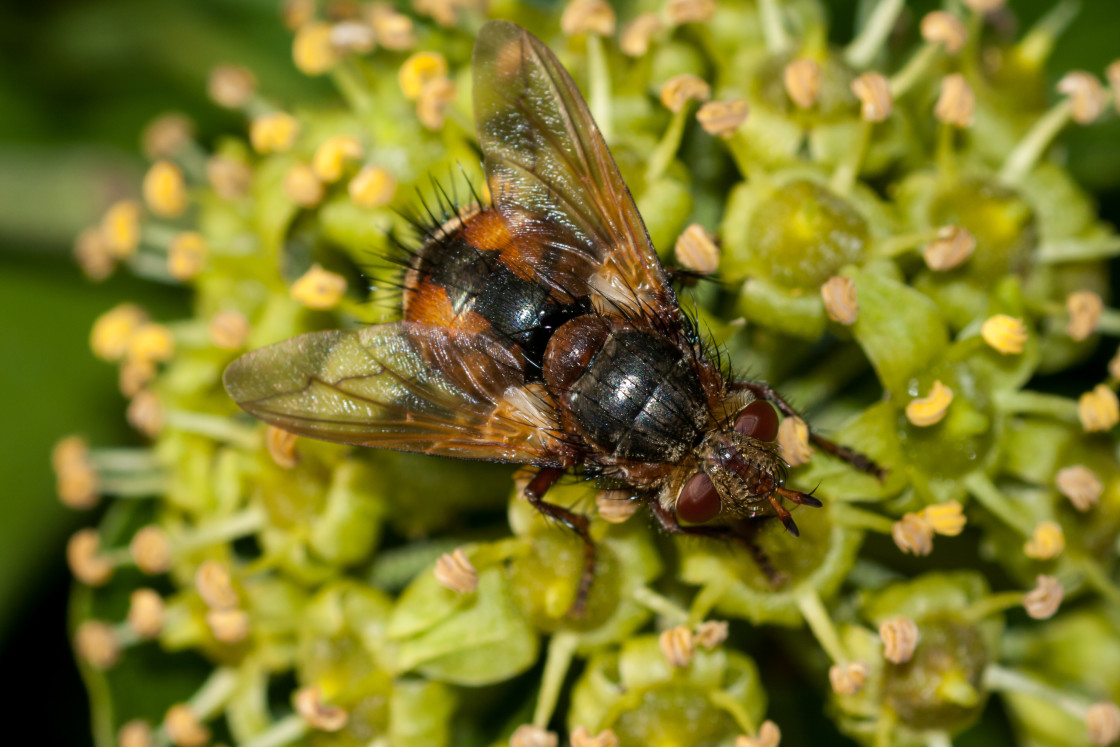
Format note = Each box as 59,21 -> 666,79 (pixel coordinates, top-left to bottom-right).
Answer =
349,165 -> 396,208
920,11 -> 967,55
880,616 -> 919,664
119,358 -> 156,398
195,559 -> 239,610
821,275 -> 859,325
560,0 -> 616,36
207,65 -> 256,108
923,225 -> 976,270
291,264 -> 347,309
783,58 -> 821,109
850,72 -> 892,122
398,52 -> 448,100
249,112 -> 300,154
91,303 -> 147,361
892,513 -> 934,556
674,223 -> 719,274
127,322 -> 175,364
570,726 -> 620,747
1087,702 -> 1120,746
370,6 -> 416,50
829,661 -> 869,696
118,720 -> 155,747
127,389 -> 163,437
1023,520 -> 1065,560
660,74 -> 711,113
1067,289 -> 1103,341
665,0 -> 716,25
1057,71 -> 1106,124
74,227 -> 115,281
778,416 -> 813,467
294,686 -> 349,732
981,314 -> 1028,354
417,76 -> 458,130
130,525 -> 172,575
68,529 -> 114,586
208,309 -> 250,350
934,73 -> 975,128
266,425 -> 300,468
141,113 -> 194,159
919,500 -> 966,536
330,20 -> 376,54
962,0 -> 1005,12
1056,464 -> 1103,512
906,380 -> 953,427
312,135 -> 364,183
434,548 -> 478,594
697,99 -> 749,138
283,163 -> 325,208
293,21 -> 337,75
620,13 -> 663,57
281,0 -> 313,30
694,620 -> 729,649
128,588 -> 166,639
1022,575 -> 1063,620
168,231 -> 207,281
142,160 -> 188,218
163,704 -> 210,747
205,608 -> 250,644
75,620 -> 121,670
736,721 -> 782,747
595,489 -> 640,523
53,436 -> 99,510
100,199 -> 142,259
206,155 -> 252,200
1079,384 -> 1120,433
659,624 -> 695,667
510,724 -> 558,747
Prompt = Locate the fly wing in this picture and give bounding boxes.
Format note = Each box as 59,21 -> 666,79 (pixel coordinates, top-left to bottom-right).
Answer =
223,322 -> 569,466
472,20 -> 680,324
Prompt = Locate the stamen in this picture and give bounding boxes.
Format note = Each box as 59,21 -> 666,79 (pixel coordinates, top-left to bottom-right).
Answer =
142,161 -> 188,218
100,200 -> 143,259
777,416 -> 812,466
560,0 -> 616,36
659,624 -> 695,667
893,513 -> 934,555
665,0 -> 716,26
291,264 -> 347,309
434,547 -> 478,593
349,165 -> 397,208
694,620 -> 729,649
1067,290 -> 1103,341
736,721 -> 782,747
620,13 -> 662,57
283,162 -> 326,208
510,724 -> 559,747
167,232 -> 207,281
783,58 -> 821,109
595,489 -> 640,523
294,687 -> 349,731
696,99 -> 749,138
250,112 -> 300,154
208,65 -> 257,109
906,380 -> 953,427
571,726 -> 619,747
821,275 -> 859,325
879,616 -> 919,663
208,310 -> 251,350
1079,384 -> 1120,433
1023,520 -> 1065,560
674,224 -> 720,275
313,135 -> 363,183
127,588 -> 166,639
981,314 -> 1028,354
141,113 -> 194,160
1056,465 -> 1103,512
293,21 -> 338,76
1022,574 -> 1063,619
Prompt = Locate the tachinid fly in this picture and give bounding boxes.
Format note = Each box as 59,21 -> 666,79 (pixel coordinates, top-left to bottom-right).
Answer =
223,20 -> 881,614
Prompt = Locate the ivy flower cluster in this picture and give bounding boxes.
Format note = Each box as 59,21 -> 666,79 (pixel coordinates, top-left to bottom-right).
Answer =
62,0 -> 1120,745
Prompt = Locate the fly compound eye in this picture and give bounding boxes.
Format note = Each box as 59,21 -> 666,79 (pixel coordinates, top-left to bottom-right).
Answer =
734,400 -> 780,442
677,472 -> 721,524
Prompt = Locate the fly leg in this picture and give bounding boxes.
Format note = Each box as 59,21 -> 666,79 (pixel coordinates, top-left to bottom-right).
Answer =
649,500 -> 788,588
730,381 -> 885,479
524,467 -> 596,618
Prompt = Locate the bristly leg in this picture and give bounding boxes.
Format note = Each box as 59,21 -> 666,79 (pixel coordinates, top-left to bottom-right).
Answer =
649,500 -> 788,588
523,467 -> 596,618
730,380 -> 886,479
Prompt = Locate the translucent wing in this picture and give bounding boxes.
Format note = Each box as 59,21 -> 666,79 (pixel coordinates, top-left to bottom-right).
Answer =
472,20 -> 679,322
223,323 -> 569,466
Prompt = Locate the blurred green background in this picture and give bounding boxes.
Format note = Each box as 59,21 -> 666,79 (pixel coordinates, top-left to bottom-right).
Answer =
0,1 -> 1118,743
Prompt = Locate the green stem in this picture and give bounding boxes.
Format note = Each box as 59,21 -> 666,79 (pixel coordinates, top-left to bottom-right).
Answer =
1015,0 -> 1081,69
165,410 -> 260,449
963,472 -> 1034,536
632,586 -> 690,626
960,591 -> 1024,624
331,59 -> 373,115
830,119 -> 873,196
1074,552 -> 1120,606
925,732 -> 954,747
1037,236 -> 1120,263
587,34 -> 612,142
870,228 -> 943,259
992,390 -> 1079,423
889,44 -> 940,99
646,107 -> 689,183
533,631 -> 579,727
240,715 -> 308,747
833,505 -> 896,534
757,0 -> 790,54
88,448 -> 160,473
1096,309 -> 1120,336
983,664 -> 1089,718
97,476 -> 168,497
178,506 -> 268,552
795,584 -> 847,665
999,100 -> 1073,185
844,0 -> 905,68
190,666 -> 240,719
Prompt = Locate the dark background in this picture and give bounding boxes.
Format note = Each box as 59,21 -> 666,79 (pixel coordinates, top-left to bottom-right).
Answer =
0,1 -> 1117,744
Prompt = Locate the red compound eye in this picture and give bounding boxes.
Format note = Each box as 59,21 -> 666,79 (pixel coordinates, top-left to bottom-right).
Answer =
677,472 -> 720,524
734,400 -> 780,442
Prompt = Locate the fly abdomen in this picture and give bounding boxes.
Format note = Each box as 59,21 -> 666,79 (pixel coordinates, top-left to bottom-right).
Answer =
544,320 -> 708,463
